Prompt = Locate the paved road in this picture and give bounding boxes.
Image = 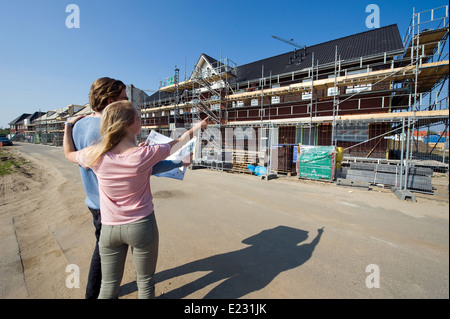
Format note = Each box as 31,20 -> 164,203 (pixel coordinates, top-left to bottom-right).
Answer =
5,143 -> 450,298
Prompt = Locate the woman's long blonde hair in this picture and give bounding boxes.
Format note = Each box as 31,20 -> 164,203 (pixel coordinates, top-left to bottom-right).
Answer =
84,100 -> 137,167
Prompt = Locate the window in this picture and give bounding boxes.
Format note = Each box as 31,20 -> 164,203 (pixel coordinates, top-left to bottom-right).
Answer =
211,103 -> 221,111
346,84 -> 372,94
232,100 -> 244,108
327,87 -> 339,96
302,91 -> 312,100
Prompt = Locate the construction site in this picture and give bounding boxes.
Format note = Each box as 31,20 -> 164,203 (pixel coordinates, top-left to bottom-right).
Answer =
1,4 -> 449,301
138,5 -> 449,201
7,5 -> 449,201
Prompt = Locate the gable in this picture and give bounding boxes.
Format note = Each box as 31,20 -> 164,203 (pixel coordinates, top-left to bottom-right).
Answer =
190,53 -> 221,80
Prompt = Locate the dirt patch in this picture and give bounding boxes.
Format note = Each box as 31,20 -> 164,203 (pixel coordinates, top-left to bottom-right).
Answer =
0,145 -> 91,299
0,148 -> 44,198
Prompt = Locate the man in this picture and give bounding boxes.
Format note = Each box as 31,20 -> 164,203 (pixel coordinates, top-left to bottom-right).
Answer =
71,77 -> 183,298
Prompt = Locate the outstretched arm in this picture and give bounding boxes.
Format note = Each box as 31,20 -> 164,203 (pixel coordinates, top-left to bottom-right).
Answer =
168,117 -> 209,155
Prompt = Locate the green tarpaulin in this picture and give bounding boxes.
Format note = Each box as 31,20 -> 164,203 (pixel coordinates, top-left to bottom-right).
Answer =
297,145 -> 336,180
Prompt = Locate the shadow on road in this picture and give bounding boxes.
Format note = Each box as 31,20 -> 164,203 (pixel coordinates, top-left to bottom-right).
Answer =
120,225 -> 324,298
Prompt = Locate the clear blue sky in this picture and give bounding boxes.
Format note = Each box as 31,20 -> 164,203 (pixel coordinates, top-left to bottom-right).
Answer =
0,0 -> 447,128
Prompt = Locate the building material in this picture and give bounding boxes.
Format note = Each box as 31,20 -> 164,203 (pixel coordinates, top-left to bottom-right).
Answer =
297,145 -> 336,181
341,162 -> 433,192
392,187 -> 417,202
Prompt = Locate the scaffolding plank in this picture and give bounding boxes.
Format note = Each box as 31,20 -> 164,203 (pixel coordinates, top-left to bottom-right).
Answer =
228,109 -> 449,126
403,28 -> 448,60
225,61 -> 448,101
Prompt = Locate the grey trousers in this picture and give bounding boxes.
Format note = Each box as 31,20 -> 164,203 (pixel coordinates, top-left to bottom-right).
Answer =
98,213 -> 159,299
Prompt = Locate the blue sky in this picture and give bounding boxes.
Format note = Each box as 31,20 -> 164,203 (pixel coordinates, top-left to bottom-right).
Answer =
0,0 -> 447,128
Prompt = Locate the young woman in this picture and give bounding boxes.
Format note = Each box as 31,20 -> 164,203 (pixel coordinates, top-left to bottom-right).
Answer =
75,77 -> 185,299
64,100 -> 208,298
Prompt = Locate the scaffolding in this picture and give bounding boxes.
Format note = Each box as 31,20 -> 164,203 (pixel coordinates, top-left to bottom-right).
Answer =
141,5 -> 449,199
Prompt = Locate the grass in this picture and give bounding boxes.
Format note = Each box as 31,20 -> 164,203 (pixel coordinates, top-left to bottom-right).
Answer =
0,148 -> 24,176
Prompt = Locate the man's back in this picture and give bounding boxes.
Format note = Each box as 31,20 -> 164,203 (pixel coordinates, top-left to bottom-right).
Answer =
72,116 -> 102,209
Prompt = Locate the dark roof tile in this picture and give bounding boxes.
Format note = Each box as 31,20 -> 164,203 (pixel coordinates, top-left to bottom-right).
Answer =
235,24 -> 404,82
9,113 -> 31,125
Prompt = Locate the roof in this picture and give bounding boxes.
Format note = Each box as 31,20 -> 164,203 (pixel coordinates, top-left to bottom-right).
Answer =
146,89 -> 174,103
46,107 -> 69,120
147,24 -> 404,102
412,131 -> 429,136
235,24 -> 404,82
196,53 -> 220,68
25,112 -> 46,122
9,113 -> 31,125
412,130 -> 450,137
75,104 -> 93,115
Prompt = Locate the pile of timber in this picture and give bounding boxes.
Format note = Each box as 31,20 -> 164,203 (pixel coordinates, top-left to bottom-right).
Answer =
230,149 -> 259,174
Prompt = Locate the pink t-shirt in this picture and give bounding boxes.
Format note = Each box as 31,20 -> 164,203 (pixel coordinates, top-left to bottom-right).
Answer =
77,144 -> 171,225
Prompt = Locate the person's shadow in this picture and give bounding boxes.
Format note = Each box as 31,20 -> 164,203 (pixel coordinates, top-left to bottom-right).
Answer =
140,225 -> 324,299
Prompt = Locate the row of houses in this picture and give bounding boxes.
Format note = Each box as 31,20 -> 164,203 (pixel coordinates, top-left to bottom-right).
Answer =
9,102 -> 448,148
9,104 -> 89,135
8,104 -> 92,144
8,84 -> 149,145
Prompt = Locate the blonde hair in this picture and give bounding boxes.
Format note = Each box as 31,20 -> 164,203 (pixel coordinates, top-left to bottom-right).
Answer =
83,101 -> 137,167
89,77 -> 126,112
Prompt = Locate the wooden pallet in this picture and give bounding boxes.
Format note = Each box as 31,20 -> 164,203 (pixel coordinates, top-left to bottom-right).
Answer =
231,162 -> 254,174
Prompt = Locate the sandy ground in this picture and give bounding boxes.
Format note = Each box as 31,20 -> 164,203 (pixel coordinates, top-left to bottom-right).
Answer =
0,143 -> 448,299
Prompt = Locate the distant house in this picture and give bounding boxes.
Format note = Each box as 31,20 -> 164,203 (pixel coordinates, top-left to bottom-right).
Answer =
35,104 -> 86,133
23,112 -> 46,133
34,110 -> 57,133
9,113 -> 31,134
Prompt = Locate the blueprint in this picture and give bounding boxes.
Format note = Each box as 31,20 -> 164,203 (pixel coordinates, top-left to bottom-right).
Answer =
146,130 -> 197,180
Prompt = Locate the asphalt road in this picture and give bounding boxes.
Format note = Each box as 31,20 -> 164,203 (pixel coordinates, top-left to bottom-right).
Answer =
6,143 -> 450,299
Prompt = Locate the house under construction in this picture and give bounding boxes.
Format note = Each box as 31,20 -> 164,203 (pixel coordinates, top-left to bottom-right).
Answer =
141,5 -> 448,197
